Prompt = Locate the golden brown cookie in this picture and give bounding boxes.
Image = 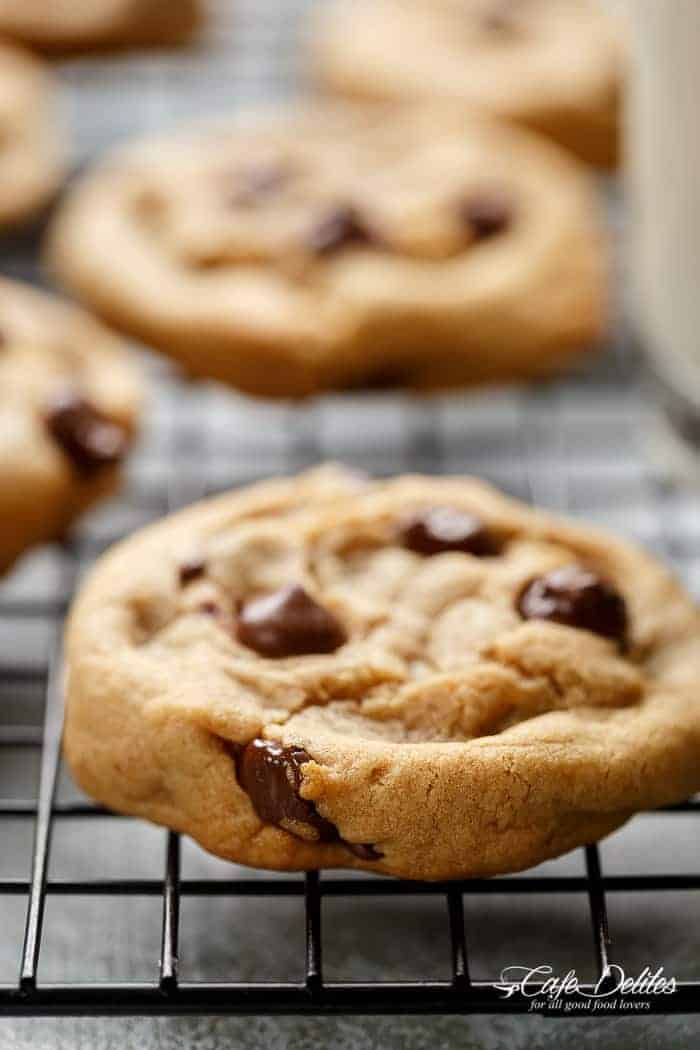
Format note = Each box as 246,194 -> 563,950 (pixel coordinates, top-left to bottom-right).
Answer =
0,42 -> 64,228
64,467 -> 700,881
0,279 -> 142,576
46,105 -> 608,398
312,0 -> 623,167
0,0 -> 202,52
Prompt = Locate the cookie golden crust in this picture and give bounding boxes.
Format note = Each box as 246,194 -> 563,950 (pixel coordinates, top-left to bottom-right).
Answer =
64,467 -> 700,881
0,279 -> 142,576
46,106 -> 608,399
312,0 -> 623,168
0,0 -> 202,52
0,42 -> 64,229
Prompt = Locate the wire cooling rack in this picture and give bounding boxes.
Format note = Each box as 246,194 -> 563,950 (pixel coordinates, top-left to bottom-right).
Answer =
1,0 -> 700,1024
0,336 -> 699,1017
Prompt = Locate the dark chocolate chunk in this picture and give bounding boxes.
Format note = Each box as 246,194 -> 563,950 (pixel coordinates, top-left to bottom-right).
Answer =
307,205 -> 375,256
459,191 -> 513,240
179,557 -> 206,585
45,389 -> 129,476
400,507 -> 498,557
233,739 -> 382,857
237,584 -> 346,658
517,565 -> 628,643
235,739 -> 337,841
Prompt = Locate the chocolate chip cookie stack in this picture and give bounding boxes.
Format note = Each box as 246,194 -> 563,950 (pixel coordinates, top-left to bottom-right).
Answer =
7,0 -> 690,891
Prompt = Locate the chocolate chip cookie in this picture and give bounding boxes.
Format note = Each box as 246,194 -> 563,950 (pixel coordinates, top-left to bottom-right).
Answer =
0,0 -> 202,53
0,42 -> 64,229
0,278 -> 141,576
312,0 -> 623,167
46,105 -> 608,398
64,467 -> 700,880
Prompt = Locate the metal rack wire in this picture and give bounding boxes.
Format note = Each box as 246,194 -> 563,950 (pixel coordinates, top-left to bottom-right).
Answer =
0,346 -> 699,1017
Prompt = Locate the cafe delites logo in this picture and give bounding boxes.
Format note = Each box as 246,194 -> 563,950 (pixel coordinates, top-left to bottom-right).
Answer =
495,965 -> 677,1014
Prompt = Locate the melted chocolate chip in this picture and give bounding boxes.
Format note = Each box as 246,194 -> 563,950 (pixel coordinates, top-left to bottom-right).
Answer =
233,739 -> 382,858
45,389 -> 129,476
179,557 -> 206,585
400,507 -> 498,557
517,565 -> 628,643
237,584 -> 346,658
235,739 -> 337,841
459,191 -> 513,240
198,600 -> 221,617
307,205 -> 375,256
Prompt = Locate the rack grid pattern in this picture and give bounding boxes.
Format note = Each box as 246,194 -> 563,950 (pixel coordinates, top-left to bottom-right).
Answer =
0,344 -> 699,1016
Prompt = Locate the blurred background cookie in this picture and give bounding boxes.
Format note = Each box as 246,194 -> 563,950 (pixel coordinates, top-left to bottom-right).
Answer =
0,41 -> 64,228
0,0 -> 203,53
311,0 -> 623,167
0,278 -> 141,576
46,105 -> 608,399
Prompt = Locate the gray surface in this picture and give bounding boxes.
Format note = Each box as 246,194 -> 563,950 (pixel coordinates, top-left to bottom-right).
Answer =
1,0 -> 699,1046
